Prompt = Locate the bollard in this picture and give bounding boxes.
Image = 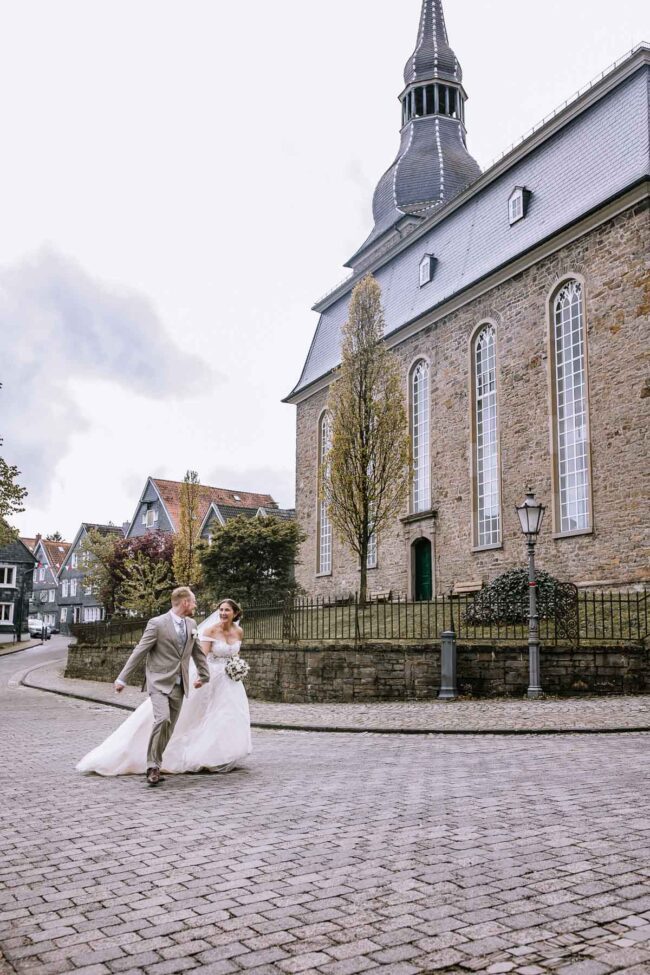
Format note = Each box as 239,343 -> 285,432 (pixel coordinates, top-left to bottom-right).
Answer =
438,628 -> 458,701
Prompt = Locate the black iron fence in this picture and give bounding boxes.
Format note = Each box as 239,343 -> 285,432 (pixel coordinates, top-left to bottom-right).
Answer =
71,588 -> 649,649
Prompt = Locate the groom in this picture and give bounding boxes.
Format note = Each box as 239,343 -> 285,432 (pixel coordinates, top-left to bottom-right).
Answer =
115,587 -> 211,786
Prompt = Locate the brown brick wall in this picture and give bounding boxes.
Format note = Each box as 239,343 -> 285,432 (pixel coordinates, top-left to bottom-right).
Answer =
295,202 -> 650,597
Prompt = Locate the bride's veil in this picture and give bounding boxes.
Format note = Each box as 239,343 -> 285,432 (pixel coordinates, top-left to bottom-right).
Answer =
198,611 -> 220,639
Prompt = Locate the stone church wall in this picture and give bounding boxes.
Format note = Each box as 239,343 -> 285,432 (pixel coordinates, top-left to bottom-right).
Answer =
294,201 -> 649,597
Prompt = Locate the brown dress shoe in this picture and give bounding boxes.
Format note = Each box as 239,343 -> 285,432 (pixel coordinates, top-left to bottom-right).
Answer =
146,767 -> 163,786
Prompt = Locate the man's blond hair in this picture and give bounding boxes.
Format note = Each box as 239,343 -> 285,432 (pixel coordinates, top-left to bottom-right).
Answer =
171,586 -> 194,606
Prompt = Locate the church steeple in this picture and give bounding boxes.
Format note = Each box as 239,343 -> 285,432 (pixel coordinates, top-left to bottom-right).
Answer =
350,0 -> 480,268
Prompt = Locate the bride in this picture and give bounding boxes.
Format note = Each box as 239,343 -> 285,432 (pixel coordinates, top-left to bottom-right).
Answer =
76,599 -> 252,776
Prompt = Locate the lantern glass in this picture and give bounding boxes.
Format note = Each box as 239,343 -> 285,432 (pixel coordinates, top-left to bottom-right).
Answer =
516,491 -> 545,538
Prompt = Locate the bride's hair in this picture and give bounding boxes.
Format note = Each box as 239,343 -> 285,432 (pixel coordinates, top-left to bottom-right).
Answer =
219,598 -> 243,623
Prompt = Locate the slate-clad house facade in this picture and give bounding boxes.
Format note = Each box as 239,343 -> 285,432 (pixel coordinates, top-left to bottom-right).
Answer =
30,537 -> 71,631
0,538 -> 37,642
58,524 -> 124,634
286,0 -> 649,598
126,477 -> 292,542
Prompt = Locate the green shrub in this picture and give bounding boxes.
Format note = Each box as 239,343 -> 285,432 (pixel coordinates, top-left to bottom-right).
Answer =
464,568 -> 568,625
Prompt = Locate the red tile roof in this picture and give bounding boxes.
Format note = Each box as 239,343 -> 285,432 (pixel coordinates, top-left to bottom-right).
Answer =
41,540 -> 71,571
151,478 -> 278,533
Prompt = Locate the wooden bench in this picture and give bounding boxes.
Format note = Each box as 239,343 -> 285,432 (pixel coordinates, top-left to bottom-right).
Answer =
451,580 -> 483,597
369,589 -> 393,603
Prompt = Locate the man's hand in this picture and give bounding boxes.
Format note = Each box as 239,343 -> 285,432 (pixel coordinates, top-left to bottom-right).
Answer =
114,681 -> 125,694
194,679 -> 204,689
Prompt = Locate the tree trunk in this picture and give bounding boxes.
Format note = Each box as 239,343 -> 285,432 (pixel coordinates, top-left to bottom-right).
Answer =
359,539 -> 368,606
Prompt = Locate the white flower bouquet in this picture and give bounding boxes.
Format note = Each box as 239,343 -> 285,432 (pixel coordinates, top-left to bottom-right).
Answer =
225,656 -> 250,682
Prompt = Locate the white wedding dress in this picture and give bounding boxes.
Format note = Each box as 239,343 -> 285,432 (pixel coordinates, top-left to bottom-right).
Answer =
76,639 -> 252,776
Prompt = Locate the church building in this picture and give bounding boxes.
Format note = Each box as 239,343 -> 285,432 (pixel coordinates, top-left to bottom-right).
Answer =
285,0 -> 649,599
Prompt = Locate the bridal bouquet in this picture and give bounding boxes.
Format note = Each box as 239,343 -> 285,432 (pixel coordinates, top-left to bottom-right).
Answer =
225,657 -> 250,682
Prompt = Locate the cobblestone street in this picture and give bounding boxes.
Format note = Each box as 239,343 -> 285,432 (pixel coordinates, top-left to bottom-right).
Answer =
2,644 -> 650,975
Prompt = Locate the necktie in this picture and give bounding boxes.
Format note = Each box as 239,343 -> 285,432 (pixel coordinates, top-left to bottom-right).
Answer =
175,618 -> 185,649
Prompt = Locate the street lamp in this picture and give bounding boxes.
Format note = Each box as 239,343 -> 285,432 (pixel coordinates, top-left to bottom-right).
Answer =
515,489 -> 546,700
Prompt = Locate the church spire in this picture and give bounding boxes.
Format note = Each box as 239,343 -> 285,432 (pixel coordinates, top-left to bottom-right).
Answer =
349,0 -> 480,268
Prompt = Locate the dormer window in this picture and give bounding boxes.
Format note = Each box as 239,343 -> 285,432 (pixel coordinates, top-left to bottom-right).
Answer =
233,495 -> 241,502
509,186 -> 531,225
142,504 -> 158,529
419,254 -> 437,288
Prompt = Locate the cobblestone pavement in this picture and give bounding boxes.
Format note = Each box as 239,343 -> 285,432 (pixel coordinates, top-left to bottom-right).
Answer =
3,646 -> 650,975
22,653 -> 650,734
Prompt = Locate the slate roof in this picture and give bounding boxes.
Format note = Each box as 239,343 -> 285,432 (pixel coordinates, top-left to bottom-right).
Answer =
404,0 -> 461,87
352,0 -> 481,267
288,51 -> 650,401
152,479 -> 278,533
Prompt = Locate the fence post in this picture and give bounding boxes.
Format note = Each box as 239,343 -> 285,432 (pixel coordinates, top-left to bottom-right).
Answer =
438,625 -> 458,701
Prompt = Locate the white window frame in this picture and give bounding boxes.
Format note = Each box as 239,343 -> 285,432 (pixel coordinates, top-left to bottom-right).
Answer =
0,602 -> 14,623
61,580 -> 69,598
70,578 -> 78,597
48,589 -> 56,603
60,607 -> 67,623
317,412 -> 333,576
367,531 -> 378,569
419,254 -> 435,287
473,325 -> 501,548
0,565 -> 17,588
551,280 -> 591,534
70,553 -> 78,569
509,188 -> 525,225
411,360 -> 431,514
83,606 -> 103,623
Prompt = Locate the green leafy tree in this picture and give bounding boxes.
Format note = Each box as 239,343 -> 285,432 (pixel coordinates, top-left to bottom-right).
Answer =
80,529 -> 175,616
120,551 -> 174,617
46,531 -> 63,541
0,383 -> 28,546
172,470 -> 203,589
325,275 -> 410,603
201,515 -> 305,605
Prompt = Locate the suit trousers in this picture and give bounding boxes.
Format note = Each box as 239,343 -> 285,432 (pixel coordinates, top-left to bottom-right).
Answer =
148,684 -> 184,769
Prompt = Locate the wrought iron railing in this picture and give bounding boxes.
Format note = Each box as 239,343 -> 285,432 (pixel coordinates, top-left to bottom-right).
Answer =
71,589 -> 649,649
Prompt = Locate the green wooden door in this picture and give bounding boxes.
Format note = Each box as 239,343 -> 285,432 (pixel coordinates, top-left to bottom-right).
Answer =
414,539 -> 433,601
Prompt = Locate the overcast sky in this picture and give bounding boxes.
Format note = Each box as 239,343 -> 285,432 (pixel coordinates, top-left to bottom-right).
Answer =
2,0 -> 648,540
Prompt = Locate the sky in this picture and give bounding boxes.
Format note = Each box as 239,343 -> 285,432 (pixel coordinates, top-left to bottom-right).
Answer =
2,0 -> 648,541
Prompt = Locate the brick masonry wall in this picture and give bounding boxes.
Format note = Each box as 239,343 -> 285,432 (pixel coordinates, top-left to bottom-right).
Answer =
67,641 -> 650,700
294,202 -> 650,597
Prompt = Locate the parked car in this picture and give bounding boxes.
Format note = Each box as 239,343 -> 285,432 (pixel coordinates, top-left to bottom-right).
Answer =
27,618 -> 50,639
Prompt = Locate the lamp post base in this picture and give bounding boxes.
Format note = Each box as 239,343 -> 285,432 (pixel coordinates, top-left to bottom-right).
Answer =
527,685 -> 544,700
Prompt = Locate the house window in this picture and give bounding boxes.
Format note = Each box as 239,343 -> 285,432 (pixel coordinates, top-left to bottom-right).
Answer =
70,579 -> 78,597
142,506 -> 159,528
60,607 -> 67,623
0,603 -> 14,622
70,553 -> 78,569
473,325 -> 501,547
552,280 -> 591,533
83,606 -> 102,623
411,360 -> 431,513
84,584 -> 93,596
37,567 -> 46,582
48,589 -> 55,602
0,565 -> 16,587
317,412 -> 333,575
62,580 -> 69,598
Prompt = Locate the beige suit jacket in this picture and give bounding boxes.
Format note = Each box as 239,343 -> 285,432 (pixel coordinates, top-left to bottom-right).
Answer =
116,611 -> 211,697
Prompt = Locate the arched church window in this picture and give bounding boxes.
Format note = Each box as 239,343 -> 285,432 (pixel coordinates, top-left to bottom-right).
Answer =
551,281 -> 591,533
411,360 -> 431,513
317,411 -> 333,575
473,325 -> 501,547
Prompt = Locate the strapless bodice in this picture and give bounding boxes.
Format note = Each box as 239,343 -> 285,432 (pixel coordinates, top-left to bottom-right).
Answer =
203,639 -> 241,660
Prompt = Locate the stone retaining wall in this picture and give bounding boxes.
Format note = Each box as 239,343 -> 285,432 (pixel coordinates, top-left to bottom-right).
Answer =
66,641 -> 649,700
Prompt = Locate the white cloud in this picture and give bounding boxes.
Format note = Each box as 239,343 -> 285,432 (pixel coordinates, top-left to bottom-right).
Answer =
0,248 -> 212,505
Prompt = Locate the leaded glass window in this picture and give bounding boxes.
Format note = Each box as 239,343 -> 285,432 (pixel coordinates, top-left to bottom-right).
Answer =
318,412 -> 333,575
411,361 -> 431,513
474,326 -> 501,546
553,281 -> 590,533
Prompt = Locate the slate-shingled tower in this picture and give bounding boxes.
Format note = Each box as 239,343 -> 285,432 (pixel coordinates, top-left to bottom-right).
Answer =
351,0 -> 481,268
